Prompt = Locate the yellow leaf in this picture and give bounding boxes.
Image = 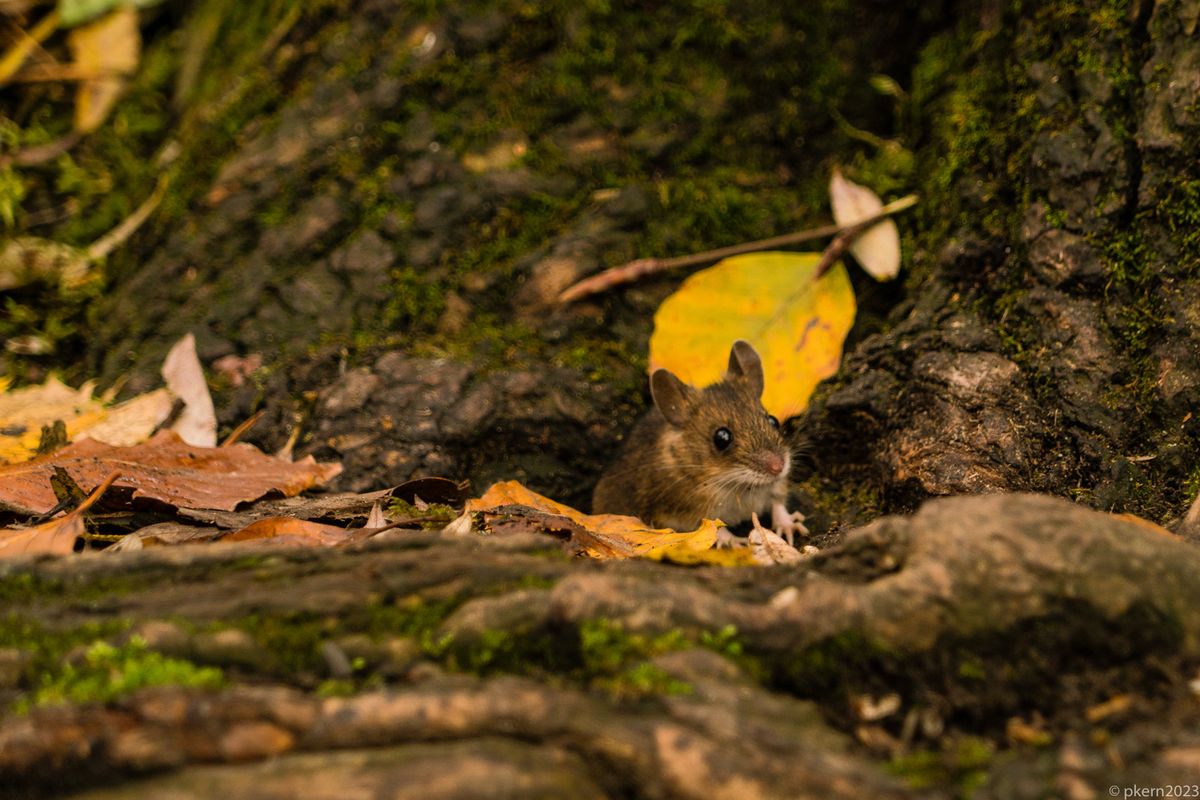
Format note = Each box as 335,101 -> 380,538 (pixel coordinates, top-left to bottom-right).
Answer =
650,251 -> 855,420
830,169 -> 901,281
0,379 -> 106,464
0,378 -> 173,464
75,388 -> 174,447
68,6 -> 140,133
466,480 -> 757,564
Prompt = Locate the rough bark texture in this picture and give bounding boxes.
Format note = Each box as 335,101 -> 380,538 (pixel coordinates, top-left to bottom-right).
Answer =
2,494 -> 1199,797
804,0 -> 1200,525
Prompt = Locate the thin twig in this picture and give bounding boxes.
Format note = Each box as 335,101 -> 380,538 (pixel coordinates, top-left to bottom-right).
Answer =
815,193 -> 919,278
556,193 -> 918,304
76,471 -> 122,516
86,173 -> 169,260
0,130 -> 82,168
221,410 -> 265,447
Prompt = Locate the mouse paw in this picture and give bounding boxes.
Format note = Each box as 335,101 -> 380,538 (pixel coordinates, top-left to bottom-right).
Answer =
714,526 -> 744,549
771,502 -> 808,547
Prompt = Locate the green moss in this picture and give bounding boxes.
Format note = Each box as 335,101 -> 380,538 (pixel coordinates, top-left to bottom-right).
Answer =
224,595 -> 463,677
315,678 -> 358,698
0,573 -> 66,604
775,630 -> 895,696
594,662 -> 692,698
16,637 -> 224,712
386,499 -> 457,527
444,618 -> 749,697
888,736 -> 994,793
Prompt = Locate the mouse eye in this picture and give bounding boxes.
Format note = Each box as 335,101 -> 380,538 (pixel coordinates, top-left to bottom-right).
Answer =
766,414 -> 780,430
712,427 -> 733,451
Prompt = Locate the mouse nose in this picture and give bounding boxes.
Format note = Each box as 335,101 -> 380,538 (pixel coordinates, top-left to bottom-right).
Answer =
760,453 -> 784,476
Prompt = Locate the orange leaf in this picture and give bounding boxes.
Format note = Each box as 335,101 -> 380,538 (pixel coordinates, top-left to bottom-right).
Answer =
0,471 -> 119,559
466,480 -> 756,564
222,517 -> 353,547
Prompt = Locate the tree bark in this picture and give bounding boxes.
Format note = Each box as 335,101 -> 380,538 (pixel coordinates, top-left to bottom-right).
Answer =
804,0 -> 1200,526
2,494 -> 1198,798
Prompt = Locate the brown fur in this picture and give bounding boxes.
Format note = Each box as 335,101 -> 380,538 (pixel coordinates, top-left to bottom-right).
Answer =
592,342 -> 790,530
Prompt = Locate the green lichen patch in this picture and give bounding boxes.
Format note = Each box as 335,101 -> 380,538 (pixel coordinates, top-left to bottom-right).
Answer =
888,735 -> 994,793
386,499 -> 457,527
0,615 -> 229,712
216,595 -> 463,680
16,637 -> 224,713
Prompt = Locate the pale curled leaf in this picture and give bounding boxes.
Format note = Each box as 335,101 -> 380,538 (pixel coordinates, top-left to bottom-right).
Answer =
650,251 -> 855,420
365,502 -> 387,529
748,512 -> 803,565
829,169 -> 901,281
162,333 -> 217,447
68,6 -> 140,133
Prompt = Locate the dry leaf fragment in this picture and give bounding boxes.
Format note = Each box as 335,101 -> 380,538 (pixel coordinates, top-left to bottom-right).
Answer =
222,517 -> 353,547
0,471 -> 118,559
0,237 -> 96,292
365,502 -> 387,529
0,430 -> 342,516
829,169 -> 901,281
1084,694 -> 1132,723
748,512 -> 804,565
465,481 -> 757,564
162,333 -> 218,447
75,388 -> 174,447
68,6 -> 140,133
0,378 -> 174,463
853,693 -> 902,722
650,251 -> 855,420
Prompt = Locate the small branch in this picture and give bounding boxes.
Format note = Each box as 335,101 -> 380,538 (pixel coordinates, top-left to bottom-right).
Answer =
557,193 -> 918,304
86,174 -> 169,261
0,9 -> 60,85
221,410 -> 265,447
0,131 -> 82,168
76,471 -> 122,516
816,194 -> 918,278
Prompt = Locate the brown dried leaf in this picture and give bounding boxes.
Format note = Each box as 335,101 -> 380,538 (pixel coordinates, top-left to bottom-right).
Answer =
0,509 -> 84,558
0,430 -> 342,516
221,517 -> 353,547
0,472 -> 118,559
109,522 -> 221,551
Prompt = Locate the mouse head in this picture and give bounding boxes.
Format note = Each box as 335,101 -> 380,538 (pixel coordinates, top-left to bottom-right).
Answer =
650,340 -> 788,484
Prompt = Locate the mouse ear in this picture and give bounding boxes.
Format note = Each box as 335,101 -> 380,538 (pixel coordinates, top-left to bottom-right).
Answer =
725,340 -> 765,399
650,369 -> 694,427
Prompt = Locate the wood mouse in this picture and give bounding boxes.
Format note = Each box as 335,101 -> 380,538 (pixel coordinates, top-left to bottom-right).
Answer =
592,340 -> 806,546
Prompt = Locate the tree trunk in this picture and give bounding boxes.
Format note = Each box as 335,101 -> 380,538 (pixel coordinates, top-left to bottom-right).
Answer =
804,0 -> 1200,528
